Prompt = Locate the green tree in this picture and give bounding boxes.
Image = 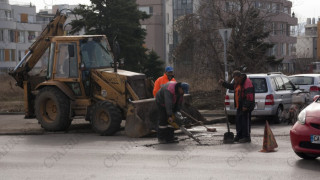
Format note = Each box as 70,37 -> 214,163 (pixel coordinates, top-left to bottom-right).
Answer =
69,0 -> 150,72
142,50 -> 164,81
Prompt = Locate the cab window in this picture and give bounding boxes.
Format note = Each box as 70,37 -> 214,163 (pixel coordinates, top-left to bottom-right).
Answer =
55,43 -> 78,78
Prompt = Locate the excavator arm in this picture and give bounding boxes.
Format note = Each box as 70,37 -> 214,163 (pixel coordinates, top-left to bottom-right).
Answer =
9,11 -> 67,88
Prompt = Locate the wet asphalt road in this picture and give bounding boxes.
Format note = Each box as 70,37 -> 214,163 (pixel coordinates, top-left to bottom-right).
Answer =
0,115 -> 319,180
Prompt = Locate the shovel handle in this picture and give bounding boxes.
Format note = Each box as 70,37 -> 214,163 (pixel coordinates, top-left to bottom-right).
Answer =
180,110 -> 203,125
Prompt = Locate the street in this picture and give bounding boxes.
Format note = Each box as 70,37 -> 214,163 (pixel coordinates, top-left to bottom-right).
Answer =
0,115 -> 319,180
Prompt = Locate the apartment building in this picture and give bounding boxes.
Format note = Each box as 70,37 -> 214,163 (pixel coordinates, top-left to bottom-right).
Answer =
137,0 -> 297,73
260,0 -> 297,73
136,0 -> 166,63
296,18 -> 318,59
0,0 -> 42,73
137,0 -> 197,65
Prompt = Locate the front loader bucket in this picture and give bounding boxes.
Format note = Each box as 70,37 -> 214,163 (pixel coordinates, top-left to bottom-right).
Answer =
125,98 -> 158,138
125,95 -> 207,138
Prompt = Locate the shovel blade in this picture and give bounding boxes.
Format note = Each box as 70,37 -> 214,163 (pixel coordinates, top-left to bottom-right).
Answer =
223,132 -> 234,144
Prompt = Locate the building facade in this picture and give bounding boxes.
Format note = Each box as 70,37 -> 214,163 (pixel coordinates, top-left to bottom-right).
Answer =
0,0 -> 42,73
296,18 -> 318,59
137,0 -> 196,66
137,0 -> 297,74
136,0 -> 166,64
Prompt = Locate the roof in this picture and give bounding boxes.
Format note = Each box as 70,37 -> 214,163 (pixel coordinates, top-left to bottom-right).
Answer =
289,74 -> 320,77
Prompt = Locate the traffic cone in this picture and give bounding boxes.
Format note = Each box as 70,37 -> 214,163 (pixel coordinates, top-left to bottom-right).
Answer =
260,121 -> 278,152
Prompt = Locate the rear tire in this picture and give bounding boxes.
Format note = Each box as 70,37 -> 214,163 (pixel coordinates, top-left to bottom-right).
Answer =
295,152 -> 318,160
35,87 -> 71,131
273,106 -> 283,124
90,101 -> 122,136
227,116 -> 236,124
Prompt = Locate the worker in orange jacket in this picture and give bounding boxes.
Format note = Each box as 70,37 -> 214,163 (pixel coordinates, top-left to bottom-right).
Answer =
153,66 -> 176,97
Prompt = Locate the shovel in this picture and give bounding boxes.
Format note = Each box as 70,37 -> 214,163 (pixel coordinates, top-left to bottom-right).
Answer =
180,110 -> 217,132
223,107 -> 234,144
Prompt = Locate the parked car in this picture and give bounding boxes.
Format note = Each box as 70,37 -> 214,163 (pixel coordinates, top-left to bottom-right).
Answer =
290,95 -> 320,159
225,72 -> 299,123
289,74 -> 320,102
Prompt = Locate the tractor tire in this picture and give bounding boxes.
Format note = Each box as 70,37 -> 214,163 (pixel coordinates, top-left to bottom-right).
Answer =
90,101 -> 122,136
35,86 -> 71,131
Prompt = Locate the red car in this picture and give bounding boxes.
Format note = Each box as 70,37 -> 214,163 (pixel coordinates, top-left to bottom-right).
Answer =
290,95 -> 320,159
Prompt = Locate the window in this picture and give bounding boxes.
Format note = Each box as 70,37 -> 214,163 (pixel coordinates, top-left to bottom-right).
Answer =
226,1 -> 241,11
139,6 -> 153,15
251,78 -> 268,93
56,43 -> 78,78
284,7 -> 288,14
20,14 -> 28,23
141,25 -> 146,30
18,50 -> 26,61
272,3 -> 277,13
271,44 -> 278,56
274,77 -> 285,90
282,77 -> 294,90
0,49 -> 4,61
3,49 -> 15,61
28,15 -> 34,23
9,30 -> 15,42
0,29 -> 3,41
5,10 -> 11,20
290,76 -> 314,85
255,1 -> 263,9
28,31 -> 36,43
272,22 -> 276,35
18,31 -> 25,43
279,23 -> 284,35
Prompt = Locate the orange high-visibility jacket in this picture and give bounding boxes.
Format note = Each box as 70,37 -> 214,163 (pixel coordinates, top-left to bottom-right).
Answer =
153,74 -> 176,97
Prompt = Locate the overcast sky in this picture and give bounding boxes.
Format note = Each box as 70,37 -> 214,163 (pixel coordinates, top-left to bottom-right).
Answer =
11,0 -> 320,22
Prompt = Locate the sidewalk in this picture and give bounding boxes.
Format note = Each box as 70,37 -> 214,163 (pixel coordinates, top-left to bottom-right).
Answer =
0,110 -> 226,135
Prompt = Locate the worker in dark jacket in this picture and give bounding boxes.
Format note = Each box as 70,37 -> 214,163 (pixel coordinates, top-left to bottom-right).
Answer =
155,81 -> 189,143
219,71 -> 255,143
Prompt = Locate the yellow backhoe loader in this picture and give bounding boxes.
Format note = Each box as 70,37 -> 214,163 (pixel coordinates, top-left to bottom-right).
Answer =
9,11 -> 205,137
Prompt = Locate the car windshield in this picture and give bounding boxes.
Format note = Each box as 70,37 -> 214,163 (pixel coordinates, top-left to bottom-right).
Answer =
80,37 -> 114,69
228,77 -> 267,93
289,76 -> 314,85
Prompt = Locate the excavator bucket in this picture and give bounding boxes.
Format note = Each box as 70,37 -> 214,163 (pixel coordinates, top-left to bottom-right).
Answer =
125,95 -> 207,138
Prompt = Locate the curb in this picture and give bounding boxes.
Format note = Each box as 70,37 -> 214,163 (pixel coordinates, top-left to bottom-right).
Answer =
0,112 -> 24,115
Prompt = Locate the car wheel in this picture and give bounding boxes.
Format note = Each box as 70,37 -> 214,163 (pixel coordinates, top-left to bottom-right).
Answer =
295,152 -> 318,160
227,116 -> 236,124
273,106 -> 283,124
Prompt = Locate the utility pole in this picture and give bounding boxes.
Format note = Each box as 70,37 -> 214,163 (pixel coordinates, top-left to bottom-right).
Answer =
219,28 -> 232,81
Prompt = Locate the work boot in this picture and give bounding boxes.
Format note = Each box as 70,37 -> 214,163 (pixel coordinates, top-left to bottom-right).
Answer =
157,128 -> 167,142
239,137 -> 251,143
166,128 -> 179,143
233,136 -> 241,142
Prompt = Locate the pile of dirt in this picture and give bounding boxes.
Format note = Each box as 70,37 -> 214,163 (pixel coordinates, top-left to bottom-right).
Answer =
0,74 -> 24,112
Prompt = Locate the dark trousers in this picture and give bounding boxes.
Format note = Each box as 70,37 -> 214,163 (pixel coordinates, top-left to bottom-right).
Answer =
236,109 -> 251,138
156,104 -> 174,140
